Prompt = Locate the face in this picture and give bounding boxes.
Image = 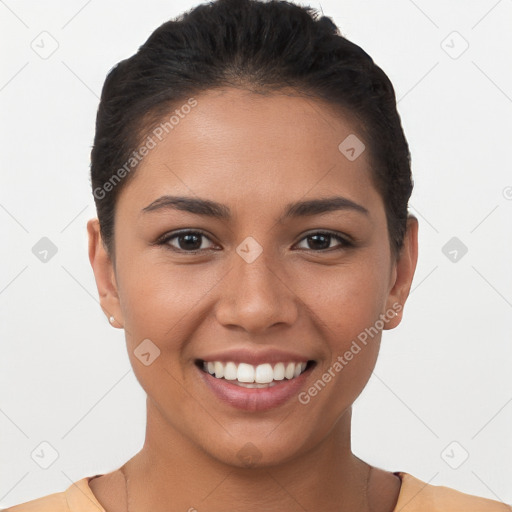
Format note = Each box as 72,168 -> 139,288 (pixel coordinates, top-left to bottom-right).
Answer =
88,87 -> 418,468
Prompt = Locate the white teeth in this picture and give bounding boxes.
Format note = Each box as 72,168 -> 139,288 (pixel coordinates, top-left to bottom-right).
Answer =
236,381 -> 278,388
255,363 -> 273,383
214,361 -> 224,378
200,360 -> 309,383
237,363 -> 255,383
285,362 -> 295,379
224,362 -> 238,380
273,362 -> 285,380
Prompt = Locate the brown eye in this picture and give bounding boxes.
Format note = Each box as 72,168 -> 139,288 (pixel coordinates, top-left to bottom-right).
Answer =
158,230 -> 216,252
295,231 -> 352,251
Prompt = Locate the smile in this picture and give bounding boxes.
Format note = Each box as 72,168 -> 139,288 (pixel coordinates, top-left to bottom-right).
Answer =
200,360 -> 311,387
195,359 -> 316,411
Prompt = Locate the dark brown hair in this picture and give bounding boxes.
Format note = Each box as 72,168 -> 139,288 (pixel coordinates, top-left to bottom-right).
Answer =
90,0 -> 413,259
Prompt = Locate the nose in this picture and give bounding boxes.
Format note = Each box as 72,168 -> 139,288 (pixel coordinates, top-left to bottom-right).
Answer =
214,247 -> 299,335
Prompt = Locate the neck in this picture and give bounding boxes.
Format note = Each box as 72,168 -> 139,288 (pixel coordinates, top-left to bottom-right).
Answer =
121,399 -> 372,512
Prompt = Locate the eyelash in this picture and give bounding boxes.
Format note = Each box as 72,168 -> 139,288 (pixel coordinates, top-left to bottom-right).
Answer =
155,229 -> 353,254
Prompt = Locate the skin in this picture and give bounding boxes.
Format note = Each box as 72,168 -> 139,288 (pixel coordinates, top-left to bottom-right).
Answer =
87,87 -> 418,512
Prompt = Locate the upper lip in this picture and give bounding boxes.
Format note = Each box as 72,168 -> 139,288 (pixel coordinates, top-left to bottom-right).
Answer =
196,348 -> 314,366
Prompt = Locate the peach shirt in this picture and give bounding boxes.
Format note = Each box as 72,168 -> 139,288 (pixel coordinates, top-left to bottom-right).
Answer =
5,471 -> 511,511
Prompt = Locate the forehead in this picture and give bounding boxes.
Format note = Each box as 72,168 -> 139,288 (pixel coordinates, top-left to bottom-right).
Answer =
118,87 -> 381,216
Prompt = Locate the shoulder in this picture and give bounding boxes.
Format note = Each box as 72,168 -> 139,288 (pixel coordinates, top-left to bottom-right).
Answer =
395,472 -> 512,511
3,477 -> 104,512
3,491 -> 69,512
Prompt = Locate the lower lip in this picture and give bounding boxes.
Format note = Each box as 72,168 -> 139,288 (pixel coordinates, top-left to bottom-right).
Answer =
196,364 -> 313,412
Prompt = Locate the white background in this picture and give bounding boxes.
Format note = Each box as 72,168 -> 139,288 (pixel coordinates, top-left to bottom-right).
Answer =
1,0 -> 511,508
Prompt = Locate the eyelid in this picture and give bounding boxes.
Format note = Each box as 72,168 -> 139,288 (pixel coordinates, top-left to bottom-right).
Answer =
155,229 -> 218,252
294,230 -> 353,250
155,229 -> 353,253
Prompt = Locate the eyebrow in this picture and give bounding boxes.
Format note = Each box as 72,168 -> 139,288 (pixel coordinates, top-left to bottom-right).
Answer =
141,195 -> 369,221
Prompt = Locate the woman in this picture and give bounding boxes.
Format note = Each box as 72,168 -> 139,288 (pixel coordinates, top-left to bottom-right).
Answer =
7,0 -> 510,510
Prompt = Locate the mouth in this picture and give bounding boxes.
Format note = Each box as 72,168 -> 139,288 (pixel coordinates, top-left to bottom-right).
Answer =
196,359 -> 316,386
194,359 -> 317,411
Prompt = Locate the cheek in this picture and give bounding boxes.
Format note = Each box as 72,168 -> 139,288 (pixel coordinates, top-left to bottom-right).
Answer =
115,254 -> 227,353
114,258 -> 211,415
297,254 -> 389,344
294,255 -> 388,410
112,256 -> 237,449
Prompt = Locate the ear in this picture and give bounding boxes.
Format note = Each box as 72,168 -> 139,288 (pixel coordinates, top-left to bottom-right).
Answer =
87,218 -> 124,328
383,215 -> 418,329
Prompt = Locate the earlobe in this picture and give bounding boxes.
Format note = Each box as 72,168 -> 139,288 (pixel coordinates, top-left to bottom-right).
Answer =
87,218 -> 124,329
383,215 -> 419,330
